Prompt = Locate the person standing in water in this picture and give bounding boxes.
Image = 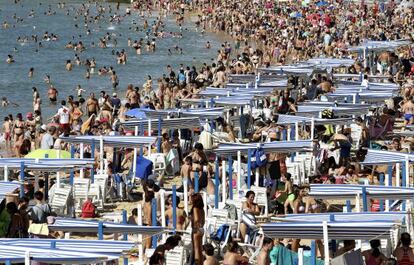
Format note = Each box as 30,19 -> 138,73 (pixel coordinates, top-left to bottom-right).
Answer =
28,67 -> 34,78
111,71 -> 119,89
48,86 -> 58,103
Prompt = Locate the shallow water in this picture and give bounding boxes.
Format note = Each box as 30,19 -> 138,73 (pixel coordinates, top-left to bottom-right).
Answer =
0,0 -> 221,118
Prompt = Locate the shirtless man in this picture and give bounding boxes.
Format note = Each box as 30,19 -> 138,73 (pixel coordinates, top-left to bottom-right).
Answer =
86,93 -> 99,117
164,195 -> 187,230
126,85 -> 140,108
257,237 -> 273,265
203,243 -> 219,265
65,60 -> 72,71
111,71 -> 119,89
402,96 -> 414,126
48,86 -> 58,103
223,242 -> 249,265
318,76 -> 333,93
377,51 -> 390,75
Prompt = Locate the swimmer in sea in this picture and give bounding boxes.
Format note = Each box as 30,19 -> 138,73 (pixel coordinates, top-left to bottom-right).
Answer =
44,74 -> 51,84
48,86 -> 58,103
1,97 -> 19,107
28,67 -> 34,78
6,55 -> 15,64
65,60 -> 72,71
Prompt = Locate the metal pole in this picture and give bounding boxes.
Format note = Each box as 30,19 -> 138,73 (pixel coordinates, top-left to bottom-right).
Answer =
323,221 -> 329,265
122,210 -> 128,241
247,149 -> 252,189
215,157 -> 219,208
172,185 -> 177,232
228,155 -> 233,200
20,162 -> 25,198
362,186 -> 368,212
222,160 -> 227,204
151,198 -> 157,248
98,221 -> 104,240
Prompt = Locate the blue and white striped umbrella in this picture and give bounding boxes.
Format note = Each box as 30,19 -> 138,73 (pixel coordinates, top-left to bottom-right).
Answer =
49,217 -> 166,235
261,221 -> 397,240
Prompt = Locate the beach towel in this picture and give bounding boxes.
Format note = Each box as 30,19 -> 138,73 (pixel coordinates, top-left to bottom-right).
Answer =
269,245 -> 324,265
166,148 -> 180,175
135,156 -> 153,179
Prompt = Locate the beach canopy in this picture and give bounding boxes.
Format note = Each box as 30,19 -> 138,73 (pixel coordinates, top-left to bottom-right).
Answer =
131,107 -> 225,119
214,140 -> 313,155
0,158 -> 94,171
0,244 -> 114,264
276,114 -> 353,125
121,117 -> 201,130
361,149 -> 414,165
0,182 -> 20,201
60,135 -> 158,147
0,238 -> 135,255
302,57 -> 355,68
296,104 -> 370,117
271,212 -> 406,223
261,221 -> 398,240
48,217 -> 166,235
309,184 -> 414,200
348,39 -> 412,52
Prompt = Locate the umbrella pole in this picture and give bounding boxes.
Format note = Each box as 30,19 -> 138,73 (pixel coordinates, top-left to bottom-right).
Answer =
323,221 -> 329,265
80,143 -> 84,178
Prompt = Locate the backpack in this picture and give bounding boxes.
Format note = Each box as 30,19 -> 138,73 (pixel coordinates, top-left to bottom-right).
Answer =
212,224 -> 229,242
81,200 -> 96,218
33,204 -> 52,224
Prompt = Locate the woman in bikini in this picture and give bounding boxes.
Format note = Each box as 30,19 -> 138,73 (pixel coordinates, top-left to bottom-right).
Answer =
394,233 -> 414,265
240,191 -> 261,242
190,193 -> 205,265
13,113 -> 25,157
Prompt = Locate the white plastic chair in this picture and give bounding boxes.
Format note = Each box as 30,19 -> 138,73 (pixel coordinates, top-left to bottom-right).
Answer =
165,247 -> 185,265
148,153 -> 167,176
72,178 -> 90,212
49,184 -> 72,215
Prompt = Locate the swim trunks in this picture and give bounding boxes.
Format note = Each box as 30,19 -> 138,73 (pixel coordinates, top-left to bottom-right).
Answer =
404,114 -> 414,121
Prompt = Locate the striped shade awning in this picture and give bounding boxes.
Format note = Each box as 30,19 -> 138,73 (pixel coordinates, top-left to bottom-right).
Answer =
361,149 -> 414,165
0,182 -> 20,201
271,212 -> 406,223
0,239 -> 135,255
309,184 -> 414,200
49,218 -> 166,235
261,221 -> 397,240
121,117 -> 201,130
214,140 -> 313,155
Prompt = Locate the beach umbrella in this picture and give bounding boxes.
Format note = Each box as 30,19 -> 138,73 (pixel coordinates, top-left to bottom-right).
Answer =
315,1 -> 328,7
25,149 -> 71,159
125,108 -> 147,119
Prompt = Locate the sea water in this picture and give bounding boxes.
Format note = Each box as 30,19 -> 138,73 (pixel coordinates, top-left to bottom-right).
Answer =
0,0 -> 221,118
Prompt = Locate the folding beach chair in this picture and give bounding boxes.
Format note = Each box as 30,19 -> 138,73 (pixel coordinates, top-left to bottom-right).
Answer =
165,246 -> 186,265
72,178 -> 90,213
49,184 -> 72,216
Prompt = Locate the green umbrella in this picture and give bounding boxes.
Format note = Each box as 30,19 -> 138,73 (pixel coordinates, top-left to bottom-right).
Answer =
25,149 -> 71,159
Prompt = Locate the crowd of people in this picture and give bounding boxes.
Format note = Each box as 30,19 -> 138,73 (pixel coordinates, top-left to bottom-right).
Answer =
1,0 -> 414,264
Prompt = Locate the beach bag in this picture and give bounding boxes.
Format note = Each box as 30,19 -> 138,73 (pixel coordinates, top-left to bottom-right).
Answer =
224,203 -> 238,220
81,200 -> 96,218
251,148 -> 267,169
